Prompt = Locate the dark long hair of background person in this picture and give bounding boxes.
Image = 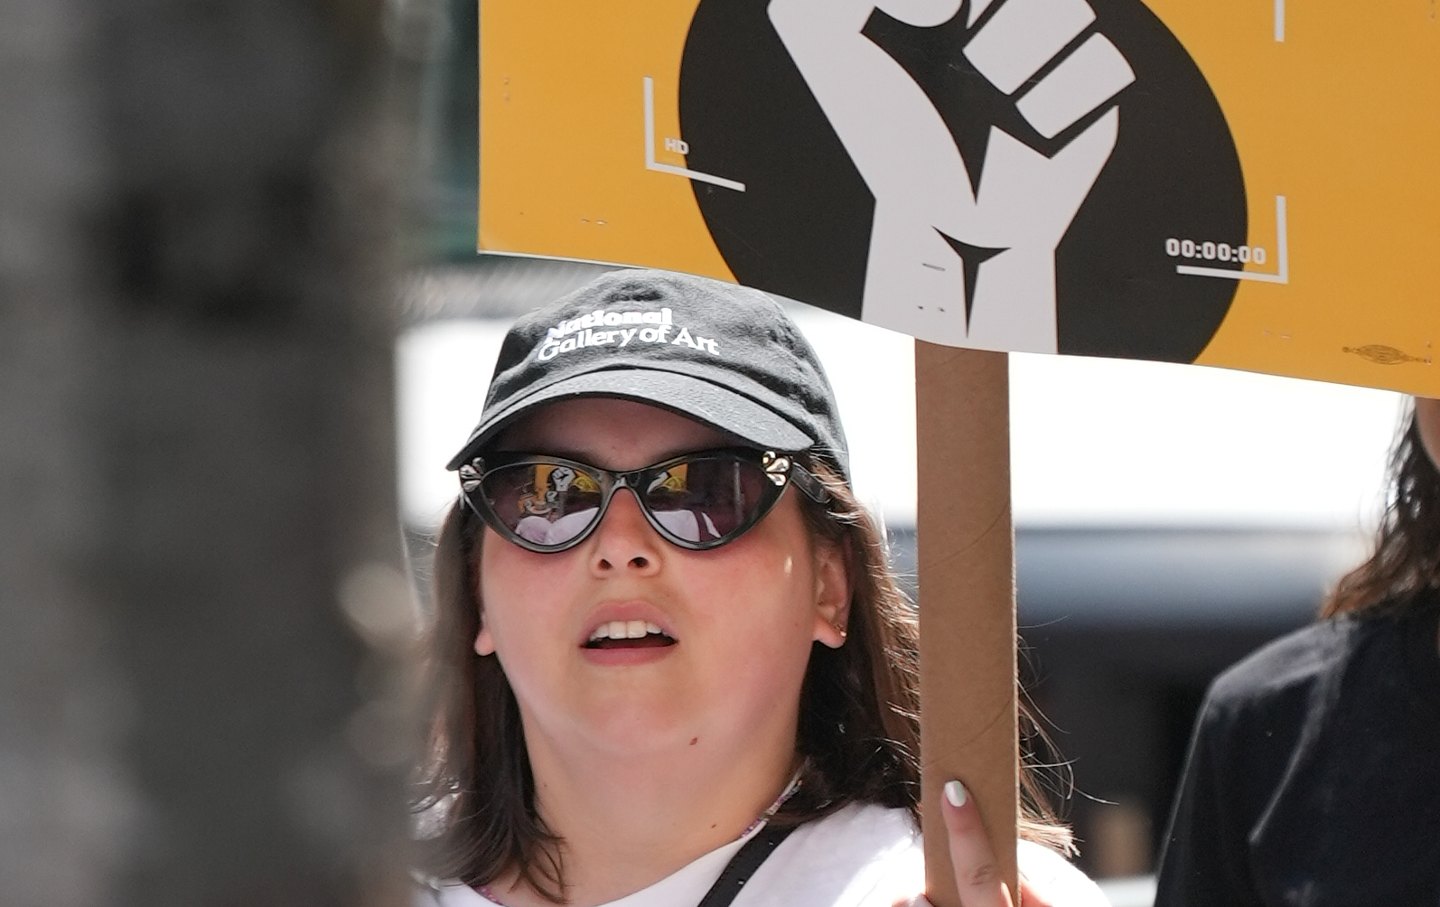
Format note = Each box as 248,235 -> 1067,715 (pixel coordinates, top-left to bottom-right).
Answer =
1324,403 -> 1440,618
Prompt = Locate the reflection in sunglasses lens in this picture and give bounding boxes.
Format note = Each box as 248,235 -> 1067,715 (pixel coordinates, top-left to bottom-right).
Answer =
477,452 -> 779,551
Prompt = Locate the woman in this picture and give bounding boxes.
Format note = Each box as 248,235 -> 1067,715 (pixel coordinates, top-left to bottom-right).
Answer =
1155,398 -> 1440,905
412,269 -> 1106,906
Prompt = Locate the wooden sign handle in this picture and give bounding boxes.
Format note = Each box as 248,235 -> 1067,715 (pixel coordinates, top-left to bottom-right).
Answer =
915,342 -> 1018,906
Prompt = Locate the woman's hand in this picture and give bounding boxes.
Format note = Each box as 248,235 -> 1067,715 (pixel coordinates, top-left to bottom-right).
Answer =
936,779 -> 1045,907
904,779 -> 1108,907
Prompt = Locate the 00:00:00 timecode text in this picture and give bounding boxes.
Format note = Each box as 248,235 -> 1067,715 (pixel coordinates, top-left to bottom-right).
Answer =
1165,238 -> 1266,264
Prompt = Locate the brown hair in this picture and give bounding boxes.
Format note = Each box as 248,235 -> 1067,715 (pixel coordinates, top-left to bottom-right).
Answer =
1322,403 -> 1440,619
411,457 -> 1072,900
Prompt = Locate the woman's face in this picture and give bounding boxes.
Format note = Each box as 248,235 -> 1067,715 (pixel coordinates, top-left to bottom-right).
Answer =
474,398 -> 850,759
1415,397 -> 1440,471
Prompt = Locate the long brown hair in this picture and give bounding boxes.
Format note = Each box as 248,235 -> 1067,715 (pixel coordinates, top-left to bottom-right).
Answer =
1322,403 -> 1440,619
411,456 -> 1072,901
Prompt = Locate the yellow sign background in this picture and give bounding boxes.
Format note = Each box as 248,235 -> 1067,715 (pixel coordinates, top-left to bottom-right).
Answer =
480,1 -> 1440,395
480,3 -> 724,275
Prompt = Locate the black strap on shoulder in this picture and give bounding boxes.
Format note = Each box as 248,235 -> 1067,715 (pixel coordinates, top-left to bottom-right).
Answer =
695,823 -> 797,907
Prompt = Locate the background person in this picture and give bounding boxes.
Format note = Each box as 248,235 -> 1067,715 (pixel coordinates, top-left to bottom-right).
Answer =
1154,397 -> 1440,905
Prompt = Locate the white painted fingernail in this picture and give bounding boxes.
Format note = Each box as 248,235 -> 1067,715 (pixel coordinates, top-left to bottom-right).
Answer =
944,780 -> 968,807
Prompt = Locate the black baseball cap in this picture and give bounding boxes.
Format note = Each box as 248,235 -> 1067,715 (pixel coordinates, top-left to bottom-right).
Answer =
446,269 -> 850,478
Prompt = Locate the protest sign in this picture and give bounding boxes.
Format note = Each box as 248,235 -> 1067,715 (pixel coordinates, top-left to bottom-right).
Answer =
480,0 -> 1438,394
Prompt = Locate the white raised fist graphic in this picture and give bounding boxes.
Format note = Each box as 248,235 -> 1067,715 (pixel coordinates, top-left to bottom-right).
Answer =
769,0 -> 1134,352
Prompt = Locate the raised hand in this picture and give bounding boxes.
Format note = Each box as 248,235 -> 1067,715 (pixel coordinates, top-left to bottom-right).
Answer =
900,779 -> 1109,907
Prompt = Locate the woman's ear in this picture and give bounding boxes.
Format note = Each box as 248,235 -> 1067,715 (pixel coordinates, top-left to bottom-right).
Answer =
812,537 -> 853,648
472,550 -> 495,655
474,620 -> 496,656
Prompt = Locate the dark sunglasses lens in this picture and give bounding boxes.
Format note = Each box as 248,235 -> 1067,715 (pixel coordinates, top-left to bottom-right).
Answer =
480,462 -> 604,549
642,455 -> 773,546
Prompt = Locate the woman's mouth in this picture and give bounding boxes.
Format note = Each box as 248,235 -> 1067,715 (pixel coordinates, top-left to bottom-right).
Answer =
584,620 -> 677,650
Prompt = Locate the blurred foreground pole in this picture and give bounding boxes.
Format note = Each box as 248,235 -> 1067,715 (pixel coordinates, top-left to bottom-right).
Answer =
1,0 -> 419,904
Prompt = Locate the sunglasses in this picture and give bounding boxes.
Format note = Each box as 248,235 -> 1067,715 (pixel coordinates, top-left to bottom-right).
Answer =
458,447 -> 831,553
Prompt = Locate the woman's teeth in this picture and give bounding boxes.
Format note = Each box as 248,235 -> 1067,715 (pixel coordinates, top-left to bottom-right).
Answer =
588,620 -> 666,642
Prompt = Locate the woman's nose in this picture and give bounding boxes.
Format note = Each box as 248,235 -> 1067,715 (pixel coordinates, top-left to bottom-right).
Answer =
589,488 -> 664,575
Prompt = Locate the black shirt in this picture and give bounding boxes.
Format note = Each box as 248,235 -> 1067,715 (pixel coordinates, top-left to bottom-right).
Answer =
1155,592 -> 1440,906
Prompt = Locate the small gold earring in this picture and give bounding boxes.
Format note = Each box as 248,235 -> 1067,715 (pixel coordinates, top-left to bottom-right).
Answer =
834,622 -> 848,639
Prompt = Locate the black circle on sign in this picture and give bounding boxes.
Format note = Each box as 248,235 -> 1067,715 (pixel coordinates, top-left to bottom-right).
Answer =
679,0 -> 1245,362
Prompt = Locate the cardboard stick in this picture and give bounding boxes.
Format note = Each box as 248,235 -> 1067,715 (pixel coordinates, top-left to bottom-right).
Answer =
915,342 -> 1018,906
